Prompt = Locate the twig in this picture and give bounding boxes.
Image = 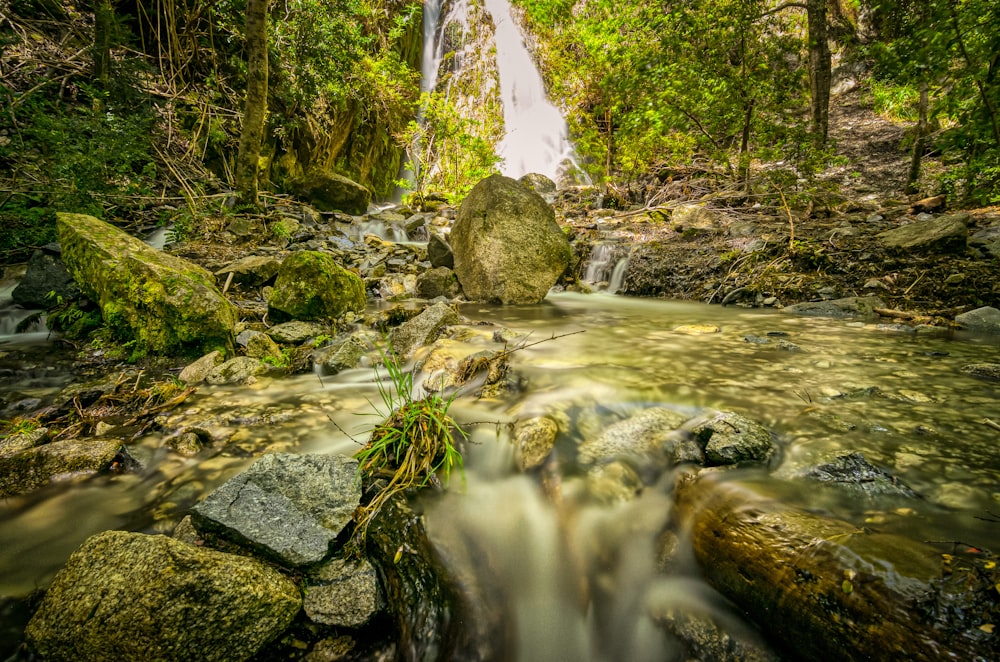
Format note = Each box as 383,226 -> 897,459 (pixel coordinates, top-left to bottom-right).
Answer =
983,418 -> 1000,433
903,271 -> 926,296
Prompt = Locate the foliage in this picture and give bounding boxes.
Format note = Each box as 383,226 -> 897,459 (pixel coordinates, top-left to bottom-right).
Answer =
352,341 -> 464,544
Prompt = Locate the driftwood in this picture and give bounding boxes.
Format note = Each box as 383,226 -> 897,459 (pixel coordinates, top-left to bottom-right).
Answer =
365,493 -> 509,661
674,473 -> 999,661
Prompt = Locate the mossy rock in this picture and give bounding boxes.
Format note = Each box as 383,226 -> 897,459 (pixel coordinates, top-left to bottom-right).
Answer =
267,251 -> 366,322
57,213 -> 237,358
289,170 -> 371,215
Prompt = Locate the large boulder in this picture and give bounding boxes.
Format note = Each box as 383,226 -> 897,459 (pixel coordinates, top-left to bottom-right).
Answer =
450,175 -> 571,304
56,213 -> 237,357
290,170 -> 371,215
877,212 -> 969,253
11,243 -> 81,308
267,251 -> 366,322
0,436 -> 124,497
24,530 -> 301,662
955,306 -> 1000,334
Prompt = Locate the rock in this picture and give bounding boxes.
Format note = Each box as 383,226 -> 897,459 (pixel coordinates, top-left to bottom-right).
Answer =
11,244 -> 81,308
304,558 -> 384,628
908,194 -> 946,214
178,350 -> 225,384
266,320 -> 329,344
962,363 -> 1000,381
877,212 -> 969,253
0,427 -> 48,457
427,232 -> 454,269
518,172 -> 558,203
652,608 -> 779,662
586,461 -> 644,504
313,333 -> 370,375
290,170 -> 371,215
24,530 -> 301,662
578,407 -> 688,465
450,175 -> 571,304
57,213 -> 237,357
236,329 -> 283,361
692,411 -> 775,466
268,251 -> 366,322
191,453 -> 360,567
784,296 -> 884,319
782,452 -> 919,498
955,306 -> 1000,334
513,416 -> 559,470
416,266 -> 461,299
0,436 -> 124,497
389,301 -> 461,359
215,255 -> 281,288
205,356 -> 269,385
673,324 -> 720,335
166,431 -> 203,457
671,203 -> 723,236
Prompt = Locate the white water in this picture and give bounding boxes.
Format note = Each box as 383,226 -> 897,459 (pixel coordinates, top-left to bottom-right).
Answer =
483,0 -> 577,182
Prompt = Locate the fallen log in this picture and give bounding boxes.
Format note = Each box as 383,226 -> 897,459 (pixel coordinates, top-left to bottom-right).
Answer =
674,473 -> 999,661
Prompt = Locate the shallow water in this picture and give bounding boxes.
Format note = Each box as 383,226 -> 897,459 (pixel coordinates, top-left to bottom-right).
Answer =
2,292 -> 999,656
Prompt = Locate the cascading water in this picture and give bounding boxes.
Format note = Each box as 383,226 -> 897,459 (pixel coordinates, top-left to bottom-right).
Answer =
583,242 -> 630,294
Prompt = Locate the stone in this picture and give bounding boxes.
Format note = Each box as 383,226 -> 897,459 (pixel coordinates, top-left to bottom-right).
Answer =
692,411 -> 775,466
268,251 -> 366,322
518,172 -> 558,202
955,306 -> 1000,334
313,333 -> 370,375
266,320 -> 329,344
782,452 -> 919,498
178,350 -> 225,384
673,324 -> 720,335
205,356 -> 269,385
290,170 -> 371,216
962,363 -> 1000,381
652,608 -> 779,662
236,329 -> 283,361
513,416 -> 559,470
191,453 -> 360,567
784,296 -> 884,319
12,244 -> 81,308
877,212 -> 969,253
670,203 -> 723,236
578,407 -> 688,465
24,530 -> 301,662
166,431 -> 203,457
586,461 -> 644,504
0,436 -> 124,497
0,427 -> 48,457
389,301 -> 461,359
450,175 -> 571,304
215,255 -> 281,288
426,234 -> 454,269
416,266 -> 461,299
304,557 -> 384,628
57,213 -> 237,357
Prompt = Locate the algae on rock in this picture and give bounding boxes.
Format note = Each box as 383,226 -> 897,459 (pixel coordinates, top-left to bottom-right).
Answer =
267,251 -> 367,322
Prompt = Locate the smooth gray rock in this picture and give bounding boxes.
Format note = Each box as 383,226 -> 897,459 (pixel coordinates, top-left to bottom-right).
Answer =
266,320 -> 329,344
214,255 -> 281,287
955,306 -> 1000,334
389,301 -> 461,358
427,233 -> 454,269
784,296 -> 884,319
24,530 -> 301,662
693,411 -> 775,466
304,557 -> 384,628
416,266 -> 461,299
578,407 -> 688,465
178,350 -> 225,384
290,170 -> 371,215
205,356 -> 268,385
313,333 -> 370,375
191,453 -> 360,567
877,212 -> 969,252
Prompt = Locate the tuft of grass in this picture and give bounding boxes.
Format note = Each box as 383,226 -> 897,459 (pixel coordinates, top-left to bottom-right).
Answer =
869,79 -> 919,123
351,341 -> 464,545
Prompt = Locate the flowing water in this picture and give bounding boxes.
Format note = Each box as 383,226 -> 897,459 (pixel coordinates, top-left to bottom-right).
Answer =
3,292 -> 999,657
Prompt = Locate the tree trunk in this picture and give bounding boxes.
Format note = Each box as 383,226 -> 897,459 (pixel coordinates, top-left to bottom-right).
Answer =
807,0 -> 831,146
235,0 -> 268,207
93,0 -> 113,93
905,80 -> 929,195
673,473 -> 1000,661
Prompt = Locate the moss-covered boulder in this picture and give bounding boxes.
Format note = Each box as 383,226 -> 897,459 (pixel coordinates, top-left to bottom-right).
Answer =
24,530 -> 301,662
267,251 -> 366,322
289,170 -> 371,215
57,213 -> 237,357
451,175 -> 571,304
0,436 -> 124,497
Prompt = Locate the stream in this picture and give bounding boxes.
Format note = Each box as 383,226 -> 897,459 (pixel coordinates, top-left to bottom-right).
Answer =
3,291 -> 999,657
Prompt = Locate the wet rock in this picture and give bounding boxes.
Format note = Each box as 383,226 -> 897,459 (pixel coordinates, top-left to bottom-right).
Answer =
24,530 -> 301,662
236,329 -> 282,361
579,407 -> 688,465
12,244 -> 81,308
652,608 -> 779,662
304,557 -> 384,628
205,356 -> 269,385
513,416 -> 558,470
427,233 -> 454,269
389,301 -> 461,359
0,436 -> 124,497
783,452 -> 919,498
451,175 -> 571,304
268,251 -> 366,322
784,296 -> 884,319
692,411 -> 775,466
417,266 -> 461,299
518,172 -> 557,203
166,431 -> 204,457
191,453 -> 360,567
313,333 -> 371,375
586,460 -> 644,504
0,427 -> 47,456
378,272 -> 418,300
290,170 -> 371,215
673,324 -> 720,335
178,350 -> 225,384
57,213 -> 237,356
877,212 -> 969,253
962,363 -> 1000,381
955,306 -> 1000,334
266,320 -> 330,344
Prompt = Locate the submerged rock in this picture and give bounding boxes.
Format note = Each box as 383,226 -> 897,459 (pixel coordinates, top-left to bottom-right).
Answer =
692,411 -> 775,466
450,175 -> 571,304
24,530 -> 301,662
191,453 -> 360,567
783,451 -> 920,499
268,251 -> 366,322
513,416 -> 559,470
962,362 -> 1000,381
578,407 -> 688,465
0,436 -> 124,497
57,213 -> 237,356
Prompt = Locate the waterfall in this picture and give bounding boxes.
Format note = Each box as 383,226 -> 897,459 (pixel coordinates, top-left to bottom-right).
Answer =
583,242 -> 629,294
